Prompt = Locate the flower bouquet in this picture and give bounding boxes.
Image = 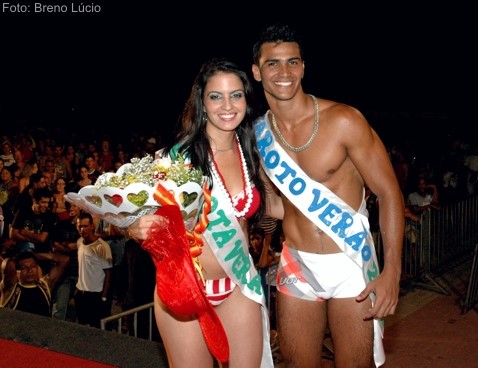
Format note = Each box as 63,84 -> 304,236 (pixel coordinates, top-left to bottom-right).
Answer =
65,152 -> 229,363
65,154 -> 205,230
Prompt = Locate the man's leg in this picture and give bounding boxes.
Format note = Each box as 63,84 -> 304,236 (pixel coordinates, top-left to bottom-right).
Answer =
328,297 -> 374,368
52,278 -> 71,320
277,292 -> 327,367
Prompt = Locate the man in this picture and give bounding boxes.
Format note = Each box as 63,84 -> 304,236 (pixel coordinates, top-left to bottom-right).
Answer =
50,202 -> 81,321
11,186 -> 56,254
407,176 -> 440,215
252,24 -> 404,367
1,251 -> 69,317
13,171 -> 47,213
74,212 -> 113,328
83,154 -> 102,184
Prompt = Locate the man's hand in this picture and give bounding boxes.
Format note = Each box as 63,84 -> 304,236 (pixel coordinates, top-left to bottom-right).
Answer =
355,268 -> 400,320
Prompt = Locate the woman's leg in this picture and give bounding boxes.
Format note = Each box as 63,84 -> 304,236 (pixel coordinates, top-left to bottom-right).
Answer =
216,287 -> 264,368
153,289 -> 214,368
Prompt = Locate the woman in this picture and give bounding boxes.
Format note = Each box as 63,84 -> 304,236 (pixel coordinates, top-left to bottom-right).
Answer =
64,144 -> 81,180
77,165 -> 92,188
52,177 -> 69,221
128,58 -> 282,367
18,161 -> 39,193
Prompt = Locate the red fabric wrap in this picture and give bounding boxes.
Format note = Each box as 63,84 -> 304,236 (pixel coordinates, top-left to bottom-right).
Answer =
140,204 -> 229,363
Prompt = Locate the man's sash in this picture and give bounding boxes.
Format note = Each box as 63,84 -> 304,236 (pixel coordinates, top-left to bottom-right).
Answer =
202,177 -> 274,368
254,113 -> 385,367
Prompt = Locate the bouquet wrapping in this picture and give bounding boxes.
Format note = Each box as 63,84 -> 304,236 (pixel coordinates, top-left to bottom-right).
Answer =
65,154 -> 229,362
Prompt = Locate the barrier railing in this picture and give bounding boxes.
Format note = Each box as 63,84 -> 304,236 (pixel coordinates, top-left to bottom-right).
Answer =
462,243 -> 478,313
100,302 -> 155,340
376,194 -> 478,311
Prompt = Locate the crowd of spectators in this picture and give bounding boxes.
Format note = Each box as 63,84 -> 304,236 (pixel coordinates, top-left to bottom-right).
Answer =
0,125 -> 163,338
0,122 -> 476,342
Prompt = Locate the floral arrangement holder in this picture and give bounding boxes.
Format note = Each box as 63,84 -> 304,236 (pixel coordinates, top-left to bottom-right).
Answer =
65,154 -> 205,229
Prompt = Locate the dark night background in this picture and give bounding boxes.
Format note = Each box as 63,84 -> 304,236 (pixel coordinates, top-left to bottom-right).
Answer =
0,2 -> 475,151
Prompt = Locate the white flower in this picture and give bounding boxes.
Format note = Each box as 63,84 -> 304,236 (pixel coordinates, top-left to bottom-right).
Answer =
95,154 -> 204,207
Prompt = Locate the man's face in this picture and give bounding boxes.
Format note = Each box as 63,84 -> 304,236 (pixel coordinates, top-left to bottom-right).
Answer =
18,258 -> 40,285
45,161 -> 55,173
35,196 -> 52,213
77,218 -> 93,238
37,172 -> 53,188
85,157 -> 95,169
54,146 -> 63,157
252,41 -> 304,100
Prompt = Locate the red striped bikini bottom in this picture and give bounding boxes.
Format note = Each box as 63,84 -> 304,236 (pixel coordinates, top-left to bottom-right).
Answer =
204,277 -> 236,306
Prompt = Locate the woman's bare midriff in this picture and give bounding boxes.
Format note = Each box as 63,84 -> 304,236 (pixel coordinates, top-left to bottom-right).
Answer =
198,217 -> 250,280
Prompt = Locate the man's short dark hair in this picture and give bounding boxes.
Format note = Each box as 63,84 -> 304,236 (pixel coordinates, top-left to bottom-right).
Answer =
252,23 -> 304,65
14,251 -> 39,269
33,187 -> 52,202
30,172 -> 45,185
78,211 -> 93,224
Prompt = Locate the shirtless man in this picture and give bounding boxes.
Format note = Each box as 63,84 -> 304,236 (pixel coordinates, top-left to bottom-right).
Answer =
251,24 -> 404,367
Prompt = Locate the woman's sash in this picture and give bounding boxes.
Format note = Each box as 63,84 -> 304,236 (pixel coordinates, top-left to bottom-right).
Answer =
202,176 -> 274,367
254,113 -> 385,367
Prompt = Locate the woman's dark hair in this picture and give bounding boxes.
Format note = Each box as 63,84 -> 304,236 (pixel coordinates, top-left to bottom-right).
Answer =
249,226 -> 265,240
163,57 -> 265,223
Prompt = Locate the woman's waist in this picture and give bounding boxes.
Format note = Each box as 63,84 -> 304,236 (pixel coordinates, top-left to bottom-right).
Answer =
197,253 -> 228,281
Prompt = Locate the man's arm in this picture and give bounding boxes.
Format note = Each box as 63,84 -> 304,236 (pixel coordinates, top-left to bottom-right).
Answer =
52,240 -> 78,253
261,169 -> 284,220
15,229 -> 49,244
102,268 -> 112,300
0,257 -> 18,292
36,252 -> 69,290
342,109 -> 405,319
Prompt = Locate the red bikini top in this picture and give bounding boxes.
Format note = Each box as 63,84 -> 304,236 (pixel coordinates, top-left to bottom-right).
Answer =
231,186 -> 261,219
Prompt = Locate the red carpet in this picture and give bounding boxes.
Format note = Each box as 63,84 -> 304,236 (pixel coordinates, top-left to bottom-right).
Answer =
0,338 -> 118,368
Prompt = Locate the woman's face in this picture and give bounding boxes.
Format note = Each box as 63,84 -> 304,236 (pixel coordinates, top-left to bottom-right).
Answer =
55,178 -> 66,192
80,167 -> 89,178
203,72 -> 246,134
2,144 -> 12,154
249,234 -> 263,251
1,168 -> 12,182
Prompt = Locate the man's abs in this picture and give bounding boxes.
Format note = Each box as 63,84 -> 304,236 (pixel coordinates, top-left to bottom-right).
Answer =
282,216 -> 341,254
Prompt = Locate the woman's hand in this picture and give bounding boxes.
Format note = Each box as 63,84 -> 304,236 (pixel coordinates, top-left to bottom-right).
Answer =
127,214 -> 166,243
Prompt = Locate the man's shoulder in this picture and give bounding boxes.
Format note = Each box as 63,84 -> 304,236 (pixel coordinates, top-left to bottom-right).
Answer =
38,277 -> 49,288
89,237 -> 112,252
320,99 -> 362,118
40,210 -> 57,222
